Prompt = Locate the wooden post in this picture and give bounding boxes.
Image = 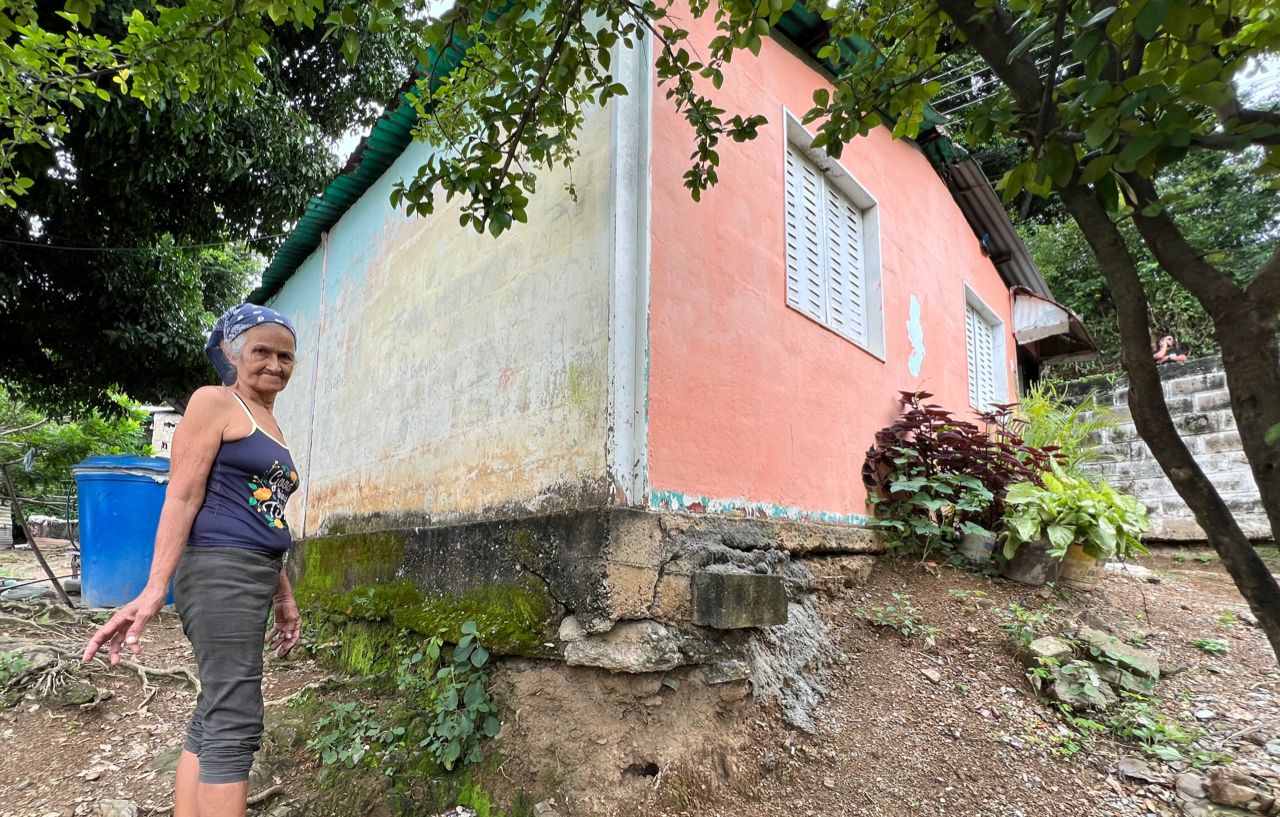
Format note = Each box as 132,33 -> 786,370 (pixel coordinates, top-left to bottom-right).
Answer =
0,462 -> 74,609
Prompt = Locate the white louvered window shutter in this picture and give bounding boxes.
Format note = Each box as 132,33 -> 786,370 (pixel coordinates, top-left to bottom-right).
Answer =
966,303 -> 999,408
977,316 -> 996,407
966,306 -> 980,407
785,144 -> 868,346
785,145 -> 827,324
824,185 -> 866,345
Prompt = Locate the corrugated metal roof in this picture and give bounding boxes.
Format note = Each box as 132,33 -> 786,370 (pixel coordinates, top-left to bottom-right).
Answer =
936,159 -> 1052,297
253,4 -> 1050,303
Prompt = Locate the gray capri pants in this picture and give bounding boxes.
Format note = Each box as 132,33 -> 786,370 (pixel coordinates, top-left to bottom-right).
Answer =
175,545 -> 282,784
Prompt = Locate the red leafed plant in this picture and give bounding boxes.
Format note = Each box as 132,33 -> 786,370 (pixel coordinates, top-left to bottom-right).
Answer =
863,391 -> 1056,556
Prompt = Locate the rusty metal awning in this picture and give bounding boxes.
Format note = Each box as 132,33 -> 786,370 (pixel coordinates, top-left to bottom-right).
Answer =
1011,287 -> 1098,363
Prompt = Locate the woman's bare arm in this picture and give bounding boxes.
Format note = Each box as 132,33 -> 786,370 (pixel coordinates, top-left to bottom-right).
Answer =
83,387 -> 229,665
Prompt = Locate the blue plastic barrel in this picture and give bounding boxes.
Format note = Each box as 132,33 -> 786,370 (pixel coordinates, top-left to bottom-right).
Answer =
73,455 -> 172,608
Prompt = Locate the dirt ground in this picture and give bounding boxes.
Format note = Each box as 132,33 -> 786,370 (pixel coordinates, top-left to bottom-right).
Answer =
691,549 -> 1280,817
2,541 -> 1278,817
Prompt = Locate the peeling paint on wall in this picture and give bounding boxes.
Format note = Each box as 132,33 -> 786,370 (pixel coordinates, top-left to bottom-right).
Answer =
907,294 -> 925,377
649,489 -> 873,527
268,107 -> 616,535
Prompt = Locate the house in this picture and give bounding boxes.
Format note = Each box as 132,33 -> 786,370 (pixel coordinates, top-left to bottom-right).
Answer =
255,5 -> 1092,669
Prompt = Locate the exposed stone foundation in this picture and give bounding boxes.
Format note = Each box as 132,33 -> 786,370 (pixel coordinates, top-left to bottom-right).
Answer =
289,509 -> 883,728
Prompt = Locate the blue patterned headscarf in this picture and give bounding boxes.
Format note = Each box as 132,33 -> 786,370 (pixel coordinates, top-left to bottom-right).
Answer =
205,304 -> 297,385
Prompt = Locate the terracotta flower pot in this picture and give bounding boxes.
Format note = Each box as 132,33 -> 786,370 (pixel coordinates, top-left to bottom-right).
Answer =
1058,542 -> 1105,592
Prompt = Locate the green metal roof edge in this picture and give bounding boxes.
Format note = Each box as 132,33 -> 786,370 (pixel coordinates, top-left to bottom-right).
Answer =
252,2 -> 964,303
249,91 -> 421,303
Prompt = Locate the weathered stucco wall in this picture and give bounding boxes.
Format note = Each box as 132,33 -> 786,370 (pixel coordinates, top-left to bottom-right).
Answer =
268,107 -> 615,537
645,21 -> 1018,525
1078,356 -> 1269,541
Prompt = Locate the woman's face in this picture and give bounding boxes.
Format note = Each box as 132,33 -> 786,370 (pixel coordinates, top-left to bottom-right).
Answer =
228,324 -> 297,394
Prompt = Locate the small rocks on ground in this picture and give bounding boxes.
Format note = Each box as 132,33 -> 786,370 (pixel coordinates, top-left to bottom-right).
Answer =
89,802 -> 136,817
1025,636 -> 1073,666
1117,757 -> 1166,785
1075,626 -> 1161,680
1176,773 -> 1207,800
1204,768 -> 1276,813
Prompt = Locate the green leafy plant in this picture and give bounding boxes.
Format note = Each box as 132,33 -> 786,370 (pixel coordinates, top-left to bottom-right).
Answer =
1192,637 -> 1229,655
308,621 -> 499,775
992,602 -> 1050,649
864,392 -> 1053,559
1000,470 -> 1151,561
0,651 -> 31,688
418,621 -> 500,771
1048,693 -> 1223,765
1107,698 -> 1225,765
308,702 -> 396,769
1013,383 -> 1118,477
1215,610 -> 1238,626
861,592 -> 940,647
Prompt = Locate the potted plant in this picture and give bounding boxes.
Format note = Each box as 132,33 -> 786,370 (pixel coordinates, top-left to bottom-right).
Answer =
998,470 -> 1152,589
863,391 -> 1053,563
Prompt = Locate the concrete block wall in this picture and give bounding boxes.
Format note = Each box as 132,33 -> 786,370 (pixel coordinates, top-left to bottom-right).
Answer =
1074,356 -> 1270,541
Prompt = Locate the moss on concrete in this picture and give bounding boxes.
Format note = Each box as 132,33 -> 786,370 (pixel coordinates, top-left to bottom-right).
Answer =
311,579 -> 559,657
294,530 -> 561,658
294,530 -> 407,600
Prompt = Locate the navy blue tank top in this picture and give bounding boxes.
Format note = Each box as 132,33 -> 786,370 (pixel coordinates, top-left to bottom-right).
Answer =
188,391 -> 300,554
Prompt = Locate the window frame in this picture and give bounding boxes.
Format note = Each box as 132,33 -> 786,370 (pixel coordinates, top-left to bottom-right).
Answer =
964,285 -> 1009,411
782,111 -> 886,360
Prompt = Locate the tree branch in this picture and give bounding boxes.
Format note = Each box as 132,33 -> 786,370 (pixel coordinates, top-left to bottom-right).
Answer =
1122,172 -> 1244,313
485,0 -> 585,224
1216,98 -> 1280,128
1191,131 -> 1280,149
937,0 -> 1048,106
1244,241 -> 1280,317
1031,0 -> 1070,154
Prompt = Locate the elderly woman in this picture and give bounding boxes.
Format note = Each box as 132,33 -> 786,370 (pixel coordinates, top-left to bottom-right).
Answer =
84,304 -> 303,817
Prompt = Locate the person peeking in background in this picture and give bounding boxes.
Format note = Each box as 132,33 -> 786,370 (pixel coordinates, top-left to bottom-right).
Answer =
1154,333 -> 1189,364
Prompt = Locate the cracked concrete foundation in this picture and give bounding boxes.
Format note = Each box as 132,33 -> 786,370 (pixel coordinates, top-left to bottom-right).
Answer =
290,508 -> 883,728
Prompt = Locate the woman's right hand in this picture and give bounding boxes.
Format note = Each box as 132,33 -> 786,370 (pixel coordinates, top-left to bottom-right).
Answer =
82,589 -> 166,666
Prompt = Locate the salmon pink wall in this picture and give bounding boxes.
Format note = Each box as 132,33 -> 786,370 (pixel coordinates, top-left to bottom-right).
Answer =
646,27 -> 1017,524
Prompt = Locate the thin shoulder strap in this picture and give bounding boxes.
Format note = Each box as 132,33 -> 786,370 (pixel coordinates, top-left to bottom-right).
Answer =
228,390 -> 260,431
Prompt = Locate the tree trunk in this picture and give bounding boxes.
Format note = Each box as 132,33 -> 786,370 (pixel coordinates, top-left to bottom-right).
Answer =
930,0 -> 1280,663
1123,181 -> 1280,539
1211,304 -> 1280,533
1060,185 -> 1280,662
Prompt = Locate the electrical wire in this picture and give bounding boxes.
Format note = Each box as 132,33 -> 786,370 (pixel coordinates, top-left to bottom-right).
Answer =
0,232 -> 290,253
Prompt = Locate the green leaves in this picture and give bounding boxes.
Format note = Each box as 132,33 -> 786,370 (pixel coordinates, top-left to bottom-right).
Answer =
1007,19 -> 1052,64
1134,0 -> 1169,39
310,621 -> 499,776
999,470 -> 1151,561
1265,423 -> 1280,447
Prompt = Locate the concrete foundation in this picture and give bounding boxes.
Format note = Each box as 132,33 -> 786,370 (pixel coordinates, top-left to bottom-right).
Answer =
289,509 -> 883,671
